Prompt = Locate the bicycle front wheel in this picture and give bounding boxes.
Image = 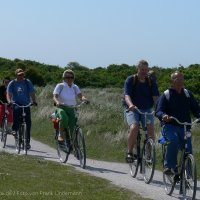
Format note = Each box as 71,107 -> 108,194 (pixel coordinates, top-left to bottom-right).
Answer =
15,129 -> 22,154
182,154 -> 197,200
75,128 -> 86,169
22,124 -> 27,155
1,118 -> 8,148
162,144 -> 176,195
142,138 -> 156,184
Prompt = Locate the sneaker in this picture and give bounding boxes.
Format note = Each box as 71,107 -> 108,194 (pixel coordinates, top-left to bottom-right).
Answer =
126,153 -> 137,163
11,130 -> 17,136
27,144 -> 31,150
163,167 -> 174,176
58,136 -> 64,141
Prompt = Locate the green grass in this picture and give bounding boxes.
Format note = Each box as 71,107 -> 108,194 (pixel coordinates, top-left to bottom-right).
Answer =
0,152 -> 150,200
31,86 -> 200,179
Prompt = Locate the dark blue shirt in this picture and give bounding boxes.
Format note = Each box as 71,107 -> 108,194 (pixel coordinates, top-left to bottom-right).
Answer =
124,75 -> 159,109
155,88 -> 200,126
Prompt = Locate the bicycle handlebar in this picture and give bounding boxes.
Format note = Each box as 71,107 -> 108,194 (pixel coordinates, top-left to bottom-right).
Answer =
0,100 -> 8,105
170,116 -> 200,126
134,107 -> 154,116
12,102 -> 33,108
58,100 -> 89,108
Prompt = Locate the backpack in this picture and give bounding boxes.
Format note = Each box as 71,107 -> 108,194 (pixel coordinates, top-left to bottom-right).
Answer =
122,74 -> 154,106
164,88 -> 190,100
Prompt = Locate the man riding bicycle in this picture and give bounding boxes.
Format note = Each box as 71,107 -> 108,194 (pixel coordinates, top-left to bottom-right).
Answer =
53,69 -> 88,144
7,69 -> 37,150
124,60 -> 159,163
155,71 -> 200,175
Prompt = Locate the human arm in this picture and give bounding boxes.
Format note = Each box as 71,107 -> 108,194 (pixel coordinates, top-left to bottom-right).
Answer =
155,94 -> 171,122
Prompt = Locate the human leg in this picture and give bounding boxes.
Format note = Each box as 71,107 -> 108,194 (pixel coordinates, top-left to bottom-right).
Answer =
125,109 -> 139,162
55,106 -> 68,141
162,124 -> 179,171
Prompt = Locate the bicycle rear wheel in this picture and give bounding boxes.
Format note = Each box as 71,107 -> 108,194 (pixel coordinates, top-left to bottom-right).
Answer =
142,138 -> 156,184
75,127 -> 86,169
56,130 -> 70,163
182,154 -> 197,200
1,118 -> 8,148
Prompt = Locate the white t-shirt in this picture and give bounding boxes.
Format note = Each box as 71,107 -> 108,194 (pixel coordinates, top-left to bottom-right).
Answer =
53,82 -> 81,106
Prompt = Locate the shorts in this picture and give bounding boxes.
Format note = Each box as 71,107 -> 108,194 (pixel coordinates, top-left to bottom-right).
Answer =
125,108 -> 154,127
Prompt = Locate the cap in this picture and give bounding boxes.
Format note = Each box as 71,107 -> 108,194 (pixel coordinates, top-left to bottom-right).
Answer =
15,68 -> 25,75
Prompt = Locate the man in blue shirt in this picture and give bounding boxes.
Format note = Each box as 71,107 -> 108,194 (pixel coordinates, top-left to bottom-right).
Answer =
7,69 -> 37,150
124,60 -> 159,162
155,71 -> 200,174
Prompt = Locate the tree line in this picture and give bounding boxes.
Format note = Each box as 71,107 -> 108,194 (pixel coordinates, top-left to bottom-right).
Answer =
0,57 -> 200,102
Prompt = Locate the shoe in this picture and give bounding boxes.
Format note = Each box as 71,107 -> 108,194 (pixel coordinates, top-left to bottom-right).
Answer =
58,136 -> 64,141
11,130 -> 17,136
163,167 -> 174,176
126,153 -> 137,163
27,144 -> 31,150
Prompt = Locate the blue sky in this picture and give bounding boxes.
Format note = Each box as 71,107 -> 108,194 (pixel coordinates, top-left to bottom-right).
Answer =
0,0 -> 200,68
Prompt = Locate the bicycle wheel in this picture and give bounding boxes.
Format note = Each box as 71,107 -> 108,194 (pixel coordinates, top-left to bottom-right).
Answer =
56,131 -> 70,163
182,154 -> 197,200
142,138 -> 156,184
21,124 -> 27,155
1,118 -> 8,148
75,127 -> 86,169
129,137 -> 140,178
15,129 -> 22,154
162,145 -> 176,195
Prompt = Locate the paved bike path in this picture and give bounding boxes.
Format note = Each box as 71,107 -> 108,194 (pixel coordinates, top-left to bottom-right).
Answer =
1,135 -> 199,200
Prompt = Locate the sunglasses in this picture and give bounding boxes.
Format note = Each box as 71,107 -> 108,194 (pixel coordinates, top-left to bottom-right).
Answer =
64,76 -> 74,79
17,74 -> 24,76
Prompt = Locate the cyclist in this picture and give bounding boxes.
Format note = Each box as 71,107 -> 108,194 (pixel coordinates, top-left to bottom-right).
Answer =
0,77 -> 13,130
53,69 -> 88,143
155,71 -> 200,175
124,60 -> 159,163
7,69 -> 37,150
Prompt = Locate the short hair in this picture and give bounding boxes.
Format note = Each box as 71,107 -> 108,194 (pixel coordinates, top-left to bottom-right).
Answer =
137,60 -> 149,68
62,69 -> 75,78
171,71 -> 183,80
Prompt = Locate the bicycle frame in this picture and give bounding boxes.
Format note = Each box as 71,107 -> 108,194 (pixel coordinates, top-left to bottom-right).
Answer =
52,101 -> 88,168
12,102 -> 32,154
129,107 -> 155,184
162,116 -> 199,199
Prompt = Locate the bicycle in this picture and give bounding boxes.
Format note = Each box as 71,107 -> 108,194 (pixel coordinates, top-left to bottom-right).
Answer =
51,101 -> 88,169
160,116 -> 199,200
0,100 -> 11,148
128,108 -> 156,184
12,102 -> 33,155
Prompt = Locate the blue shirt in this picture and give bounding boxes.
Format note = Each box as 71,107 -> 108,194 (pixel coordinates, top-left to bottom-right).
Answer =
124,75 -> 159,109
7,79 -> 35,105
155,88 -> 200,126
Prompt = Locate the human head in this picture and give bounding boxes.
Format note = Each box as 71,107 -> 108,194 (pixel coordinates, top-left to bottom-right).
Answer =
137,60 -> 149,79
62,69 -> 75,85
3,77 -> 10,86
171,71 -> 184,90
15,68 -> 25,80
